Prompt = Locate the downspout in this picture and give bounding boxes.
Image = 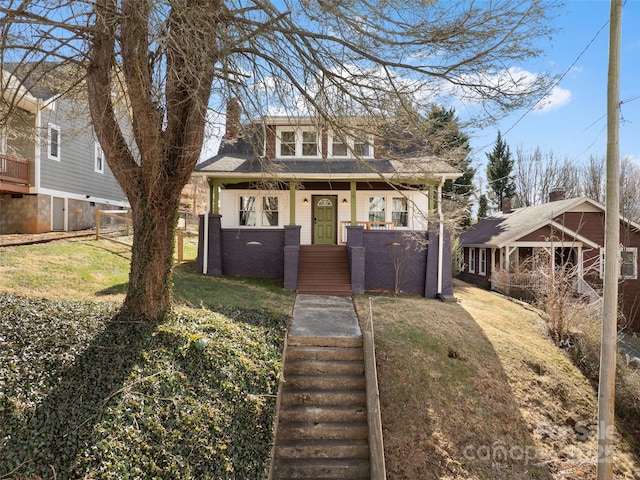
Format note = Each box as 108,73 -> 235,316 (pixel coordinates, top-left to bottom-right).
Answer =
202,179 -> 211,275
437,176 -> 445,297
34,100 -> 42,190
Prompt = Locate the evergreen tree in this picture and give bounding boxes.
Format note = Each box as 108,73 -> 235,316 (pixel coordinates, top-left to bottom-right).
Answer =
425,106 -> 475,227
478,194 -> 488,219
383,103 -> 475,227
486,131 -> 516,210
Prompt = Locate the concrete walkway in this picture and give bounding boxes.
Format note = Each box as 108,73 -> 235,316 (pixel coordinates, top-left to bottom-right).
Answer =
289,294 -> 362,346
269,294 -> 370,479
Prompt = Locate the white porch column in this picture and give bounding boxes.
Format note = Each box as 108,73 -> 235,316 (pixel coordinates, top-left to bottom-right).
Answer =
577,246 -> 584,294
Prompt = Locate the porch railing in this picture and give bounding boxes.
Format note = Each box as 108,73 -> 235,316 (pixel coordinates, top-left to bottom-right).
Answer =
0,153 -> 30,194
340,221 -> 395,244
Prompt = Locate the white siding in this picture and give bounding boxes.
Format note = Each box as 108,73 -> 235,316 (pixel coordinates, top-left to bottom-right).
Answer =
219,188 -> 432,245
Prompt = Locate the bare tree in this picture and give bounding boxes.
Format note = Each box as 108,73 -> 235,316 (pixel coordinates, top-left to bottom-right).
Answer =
513,146 -> 544,207
620,156 -> 640,223
0,0 -> 559,320
513,146 -> 584,206
581,155 -> 606,204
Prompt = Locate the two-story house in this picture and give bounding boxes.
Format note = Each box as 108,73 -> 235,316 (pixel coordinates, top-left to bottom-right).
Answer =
0,67 -> 127,234
194,102 -> 460,297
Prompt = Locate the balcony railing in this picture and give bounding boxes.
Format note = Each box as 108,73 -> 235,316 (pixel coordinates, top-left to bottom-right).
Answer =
340,220 -> 395,244
0,153 -> 30,194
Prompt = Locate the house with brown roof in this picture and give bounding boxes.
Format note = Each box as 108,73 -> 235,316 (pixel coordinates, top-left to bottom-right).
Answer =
193,105 -> 460,298
459,192 -> 640,329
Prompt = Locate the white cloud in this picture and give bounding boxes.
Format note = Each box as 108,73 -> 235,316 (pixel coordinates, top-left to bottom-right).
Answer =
532,85 -> 572,113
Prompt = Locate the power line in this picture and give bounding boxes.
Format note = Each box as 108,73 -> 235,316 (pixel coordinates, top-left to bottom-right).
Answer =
471,11 -> 611,158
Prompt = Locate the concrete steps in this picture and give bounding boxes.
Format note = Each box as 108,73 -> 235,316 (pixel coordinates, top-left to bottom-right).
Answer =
270,335 -> 370,480
297,245 -> 352,296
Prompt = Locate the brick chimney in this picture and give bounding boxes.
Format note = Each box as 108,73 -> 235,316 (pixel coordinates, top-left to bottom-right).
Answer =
502,197 -> 512,214
225,98 -> 241,140
549,188 -> 566,202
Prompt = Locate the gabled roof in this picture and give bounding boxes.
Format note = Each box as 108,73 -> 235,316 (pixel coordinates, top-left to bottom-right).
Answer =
460,196 -> 613,248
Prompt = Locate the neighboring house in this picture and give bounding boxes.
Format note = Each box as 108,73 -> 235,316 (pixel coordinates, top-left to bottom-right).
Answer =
194,103 -> 460,297
459,192 -> 640,329
0,68 -> 127,234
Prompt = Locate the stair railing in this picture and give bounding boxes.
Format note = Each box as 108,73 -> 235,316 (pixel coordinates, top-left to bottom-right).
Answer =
363,297 -> 387,480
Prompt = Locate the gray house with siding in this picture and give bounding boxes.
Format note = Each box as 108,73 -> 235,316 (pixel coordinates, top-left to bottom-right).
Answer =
0,68 -> 128,234
194,104 -> 460,297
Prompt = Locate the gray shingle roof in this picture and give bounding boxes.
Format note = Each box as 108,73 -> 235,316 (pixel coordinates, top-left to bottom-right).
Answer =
195,153 -> 459,179
460,197 -> 604,247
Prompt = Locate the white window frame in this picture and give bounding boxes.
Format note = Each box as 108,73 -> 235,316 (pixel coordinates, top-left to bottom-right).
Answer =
238,194 -> 282,228
368,196 -> 386,223
600,246 -> 638,280
239,195 -> 256,226
94,141 -> 104,174
261,196 -> 279,227
48,123 -> 60,161
479,248 -> 487,276
391,197 -> 408,227
328,130 -> 374,159
275,127 -> 321,158
469,248 -> 476,273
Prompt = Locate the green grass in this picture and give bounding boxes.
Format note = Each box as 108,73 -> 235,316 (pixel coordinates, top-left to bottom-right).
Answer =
0,239 -> 295,479
355,285 -> 640,479
0,238 -> 296,315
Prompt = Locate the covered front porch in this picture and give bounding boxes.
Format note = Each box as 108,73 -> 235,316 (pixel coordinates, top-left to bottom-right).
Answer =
195,177 -> 455,298
488,240 -> 602,304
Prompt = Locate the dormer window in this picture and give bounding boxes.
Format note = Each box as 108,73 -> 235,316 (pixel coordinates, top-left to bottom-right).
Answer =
331,137 -> 348,157
280,131 -> 296,156
328,131 -> 373,158
354,138 -> 372,157
276,127 -> 320,158
302,131 -> 318,156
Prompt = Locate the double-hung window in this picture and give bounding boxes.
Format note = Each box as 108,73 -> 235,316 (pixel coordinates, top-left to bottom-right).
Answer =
368,197 -> 386,223
239,195 -> 280,227
239,196 -> 256,226
599,246 -> 638,280
391,197 -> 408,227
276,128 -> 320,158
621,248 -> 638,279
279,131 -> 296,157
469,248 -> 476,273
262,196 -> 279,226
48,123 -> 60,160
331,136 -> 348,157
95,142 -> 104,173
328,131 -> 374,158
353,137 -> 372,157
301,131 -> 318,156
479,249 -> 487,276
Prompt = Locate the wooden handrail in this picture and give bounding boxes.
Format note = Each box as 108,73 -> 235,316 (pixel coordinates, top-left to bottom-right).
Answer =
0,153 -> 30,193
340,220 -> 395,243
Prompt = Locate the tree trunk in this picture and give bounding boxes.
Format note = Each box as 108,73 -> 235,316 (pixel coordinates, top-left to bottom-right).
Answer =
121,195 -> 179,320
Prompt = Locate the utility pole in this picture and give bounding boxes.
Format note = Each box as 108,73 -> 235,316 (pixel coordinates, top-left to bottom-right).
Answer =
597,1 -> 622,479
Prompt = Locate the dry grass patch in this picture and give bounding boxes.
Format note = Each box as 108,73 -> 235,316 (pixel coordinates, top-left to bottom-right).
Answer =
355,281 -> 640,479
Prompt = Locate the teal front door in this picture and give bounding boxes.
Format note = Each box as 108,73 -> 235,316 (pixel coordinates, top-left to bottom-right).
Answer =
313,195 -> 337,244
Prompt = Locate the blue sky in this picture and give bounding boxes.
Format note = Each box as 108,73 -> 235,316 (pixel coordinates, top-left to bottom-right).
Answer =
468,0 -> 640,170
